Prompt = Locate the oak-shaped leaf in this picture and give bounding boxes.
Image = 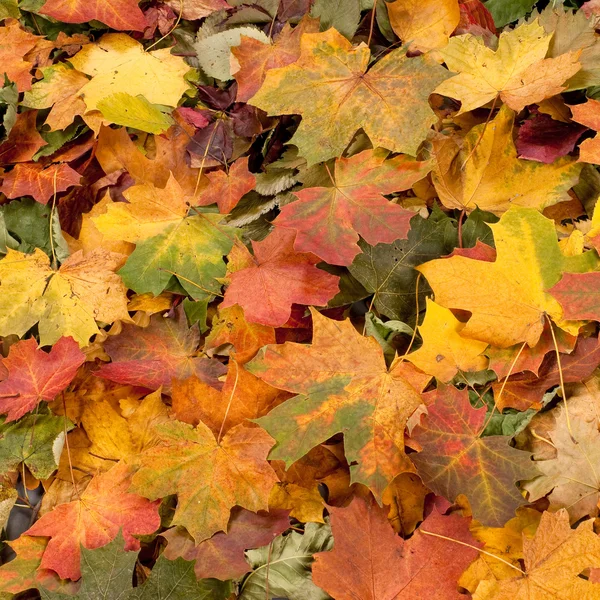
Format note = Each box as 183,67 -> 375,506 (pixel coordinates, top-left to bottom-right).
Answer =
221,229 -> 340,326
130,419 -> 278,544
472,510 -> 600,599
96,307 -> 225,395
162,507 -> 290,580
0,248 -> 130,347
431,105 -> 582,214
274,148 -> 430,266
410,386 -> 540,526
0,412 -> 73,479
249,28 -> 449,165
312,495 -> 481,600
435,20 -> 581,114
417,206 -> 598,348
239,522 -> 332,600
0,337 -> 84,421
248,309 -> 430,499
26,462 -> 161,580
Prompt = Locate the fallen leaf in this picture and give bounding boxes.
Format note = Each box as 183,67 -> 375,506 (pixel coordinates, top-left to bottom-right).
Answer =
40,0 -> 146,30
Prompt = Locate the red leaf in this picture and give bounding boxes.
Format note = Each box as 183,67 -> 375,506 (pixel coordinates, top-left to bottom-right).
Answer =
162,508 -> 290,580
0,111 -> 45,165
222,229 -> 340,327
0,337 -> 85,422
549,271 -> 600,321
1,162 -> 81,204
95,307 -> 226,394
25,462 -> 160,580
312,495 -> 481,600
40,0 -> 147,31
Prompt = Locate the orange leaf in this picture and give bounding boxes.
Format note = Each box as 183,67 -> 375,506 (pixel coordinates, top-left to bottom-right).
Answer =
40,0 -> 147,31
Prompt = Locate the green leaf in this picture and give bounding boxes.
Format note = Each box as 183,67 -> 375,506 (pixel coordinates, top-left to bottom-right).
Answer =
118,214 -> 237,301
364,312 -> 413,365
183,297 -> 209,333
240,523 -> 333,600
33,123 -> 82,160
97,93 -> 174,134
0,81 -> 18,136
311,0 -> 361,39
195,26 -> 270,80
0,0 -> 20,19
0,413 -> 73,480
485,0 -> 536,27
131,556 -> 232,600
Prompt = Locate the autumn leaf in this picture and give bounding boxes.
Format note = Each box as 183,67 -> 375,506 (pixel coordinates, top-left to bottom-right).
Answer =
249,28 -> 449,165
248,308 -> 430,499
26,462 -> 160,580
162,507 -> 290,580
417,206 -> 598,348
411,386 -> 539,526
0,162 -> 80,204
274,148 -> 430,266
39,0 -> 146,31
0,248 -> 130,347
472,510 -> 600,599
131,419 -> 278,543
0,19 -> 44,92
435,20 -> 581,114
387,0 -> 460,52
221,229 -> 340,327
431,105 -> 582,214
406,298 -> 489,382
0,110 -> 46,165
96,307 -> 225,394
312,495 -> 481,600
0,337 -> 83,421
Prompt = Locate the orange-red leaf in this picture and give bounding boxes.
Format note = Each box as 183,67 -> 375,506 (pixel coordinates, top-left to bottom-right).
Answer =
549,271 -> 600,321
0,337 -> 84,422
1,162 -> 81,204
25,462 -> 160,580
40,0 -> 147,31
222,229 -> 340,327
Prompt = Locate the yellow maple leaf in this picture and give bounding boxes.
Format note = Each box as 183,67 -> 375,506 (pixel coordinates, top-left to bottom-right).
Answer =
406,298 -> 489,382
387,0 -> 460,52
435,20 -> 581,114
69,33 -> 190,114
0,248 -> 130,347
432,105 -> 582,214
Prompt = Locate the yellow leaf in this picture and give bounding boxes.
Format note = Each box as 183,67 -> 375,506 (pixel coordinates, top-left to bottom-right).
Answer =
69,33 -> 190,113
97,92 -> 173,134
435,20 -> 581,114
432,105 -> 582,214
406,298 -> 489,381
387,0 -> 460,52
0,248 -> 130,347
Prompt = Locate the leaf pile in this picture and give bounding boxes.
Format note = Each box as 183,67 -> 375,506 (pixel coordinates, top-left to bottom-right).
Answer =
2,0 -> 600,598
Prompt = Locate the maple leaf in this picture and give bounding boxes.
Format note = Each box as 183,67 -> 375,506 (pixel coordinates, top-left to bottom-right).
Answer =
568,99 -> 600,164
221,229 -> 340,327
196,156 -> 256,214
387,0 -> 461,52
204,305 -> 276,365
431,105 -> 582,214
248,309 -> 430,499
0,110 -> 45,165
0,163 -> 80,205
96,307 -> 225,394
417,206 -> 598,348
172,360 -> 288,435
435,20 -> 581,114
312,495 -> 481,600
0,248 -> 130,347
273,148 -> 430,266
411,386 -> 540,526
131,419 -> 278,543
21,64 -> 88,131
26,462 -> 160,580
472,510 -> 600,599
40,0 -> 145,30
406,298 -> 489,382
550,271 -> 600,321
249,28 -> 449,165
0,19 -> 43,92
231,16 -> 320,102
0,412 -> 73,479
0,337 -> 84,422
162,507 -> 290,580
68,33 -> 190,114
